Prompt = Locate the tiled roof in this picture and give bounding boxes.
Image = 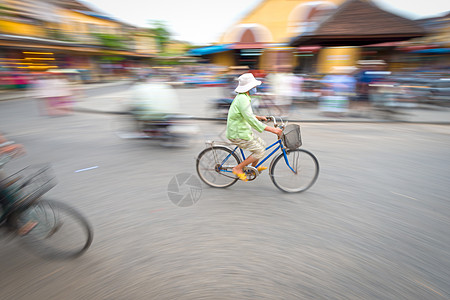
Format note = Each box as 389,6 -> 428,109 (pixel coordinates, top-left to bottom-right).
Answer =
59,0 -> 96,12
290,0 -> 426,47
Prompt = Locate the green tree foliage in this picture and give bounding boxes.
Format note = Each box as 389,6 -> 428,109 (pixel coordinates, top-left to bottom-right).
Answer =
148,20 -> 171,52
0,4 -> 16,16
93,33 -> 127,50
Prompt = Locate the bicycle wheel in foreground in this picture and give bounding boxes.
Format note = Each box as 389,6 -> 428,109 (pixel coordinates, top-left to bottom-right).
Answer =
270,149 -> 319,193
196,146 -> 241,188
14,199 -> 93,259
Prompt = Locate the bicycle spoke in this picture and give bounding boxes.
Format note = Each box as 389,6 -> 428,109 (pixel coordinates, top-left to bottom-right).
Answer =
17,200 -> 93,259
270,149 -> 319,193
196,146 -> 240,188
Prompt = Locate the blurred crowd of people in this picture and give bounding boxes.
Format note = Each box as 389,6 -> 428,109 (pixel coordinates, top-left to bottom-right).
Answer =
218,61 -> 450,117
0,70 -> 80,116
2,60 -> 449,119
0,72 -> 33,90
33,72 -> 77,116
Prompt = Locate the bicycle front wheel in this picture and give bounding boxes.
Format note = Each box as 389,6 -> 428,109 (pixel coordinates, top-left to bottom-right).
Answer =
270,149 -> 319,193
196,146 -> 241,188
14,199 -> 93,259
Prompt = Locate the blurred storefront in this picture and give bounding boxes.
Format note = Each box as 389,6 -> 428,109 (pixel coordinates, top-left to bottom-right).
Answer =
394,12 -> 450,71
289,0 -> 426,73
0,0 -> 157,85
189,0 -> 343,72
189,0 -> 433,76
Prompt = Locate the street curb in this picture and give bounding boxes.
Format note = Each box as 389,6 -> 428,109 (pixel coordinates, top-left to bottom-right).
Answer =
72,107 -> 450,125
73,80 -> 132,91
0,80 -> 131,102
73,107 -> 130,115
0,95 -> 27,101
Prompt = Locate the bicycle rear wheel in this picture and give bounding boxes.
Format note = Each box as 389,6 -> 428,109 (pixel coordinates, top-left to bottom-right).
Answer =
196,146 -> 241,188
14,199 -> 93,259
270,149 -> 319,193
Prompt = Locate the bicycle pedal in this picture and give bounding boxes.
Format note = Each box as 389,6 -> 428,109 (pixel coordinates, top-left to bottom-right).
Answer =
243,166 -> 259,181
244,166 -> 259,174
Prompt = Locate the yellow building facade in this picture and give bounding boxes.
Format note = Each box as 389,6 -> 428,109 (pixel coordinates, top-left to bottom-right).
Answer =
211,52 -> 235,67
316,47 -> 361,73
215,0 -> 363,73
0,19 -> 44,37
134,32 -> 158,55
0,0 -> 157,79
0,0 -> 45,37
221,0 -> 340,44
57,9 -> 121,41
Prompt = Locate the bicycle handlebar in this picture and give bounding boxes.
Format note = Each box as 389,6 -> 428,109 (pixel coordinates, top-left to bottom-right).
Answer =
262,116 -> 276,124
264,116 -> 287,130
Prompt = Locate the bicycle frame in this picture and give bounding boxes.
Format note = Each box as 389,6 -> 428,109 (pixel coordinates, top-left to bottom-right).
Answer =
218,139 -> 296,174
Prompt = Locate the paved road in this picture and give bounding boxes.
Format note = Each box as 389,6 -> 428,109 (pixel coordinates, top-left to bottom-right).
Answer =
0,89 -> 449,299
80,81 -> 133,98
72,83 -> 450,124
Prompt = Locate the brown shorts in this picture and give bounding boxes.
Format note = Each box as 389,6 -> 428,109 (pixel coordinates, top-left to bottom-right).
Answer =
229,134 -> 266,160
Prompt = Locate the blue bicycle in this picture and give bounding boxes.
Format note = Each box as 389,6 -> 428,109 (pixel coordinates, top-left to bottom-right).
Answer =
196,117 -> 319,193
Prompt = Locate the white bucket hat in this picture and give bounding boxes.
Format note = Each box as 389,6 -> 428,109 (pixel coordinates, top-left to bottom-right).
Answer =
234,73 -> 261,93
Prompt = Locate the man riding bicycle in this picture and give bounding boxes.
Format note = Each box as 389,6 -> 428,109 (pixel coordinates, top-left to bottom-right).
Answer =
226,73 -> 282,182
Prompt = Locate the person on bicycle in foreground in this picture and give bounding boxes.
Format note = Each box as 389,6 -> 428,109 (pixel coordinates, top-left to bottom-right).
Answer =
0,133 -> 37,234
0,133 -> 23,206
226,73 -> 282,182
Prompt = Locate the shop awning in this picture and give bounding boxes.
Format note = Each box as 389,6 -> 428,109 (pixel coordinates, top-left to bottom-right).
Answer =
364,41 -> 403,47
411,48 -> 450,54
230,43 -> 267,49
188,44 -> 233,56
296,46 -> 321,52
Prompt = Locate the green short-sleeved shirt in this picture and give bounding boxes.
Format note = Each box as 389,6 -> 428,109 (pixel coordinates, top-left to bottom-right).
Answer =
226,93 -> 266,140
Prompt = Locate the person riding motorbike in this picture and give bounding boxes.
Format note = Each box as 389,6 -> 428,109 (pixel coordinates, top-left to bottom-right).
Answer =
127,76 -> 197,145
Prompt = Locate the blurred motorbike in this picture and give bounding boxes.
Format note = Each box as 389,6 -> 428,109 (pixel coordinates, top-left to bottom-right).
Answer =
211,98 -> 233,120
113,80 -> 198,147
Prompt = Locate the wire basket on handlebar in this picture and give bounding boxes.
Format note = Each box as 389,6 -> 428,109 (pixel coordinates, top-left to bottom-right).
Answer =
1,164 -> 56,210
282,124 -> 302,150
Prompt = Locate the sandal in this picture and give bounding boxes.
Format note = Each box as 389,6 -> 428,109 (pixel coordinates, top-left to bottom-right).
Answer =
232,170 -> 248,182
257,166 -> 267,172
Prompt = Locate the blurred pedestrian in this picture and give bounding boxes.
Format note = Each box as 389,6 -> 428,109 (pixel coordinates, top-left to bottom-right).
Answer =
266,65 -> 295,116
291,72 -> 304,102
319,66 -> 356,117
33,71 -> 74,116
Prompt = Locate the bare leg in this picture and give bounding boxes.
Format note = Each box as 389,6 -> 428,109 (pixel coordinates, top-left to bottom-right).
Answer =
233,155 -> 258,174
251,159 -> 259,167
